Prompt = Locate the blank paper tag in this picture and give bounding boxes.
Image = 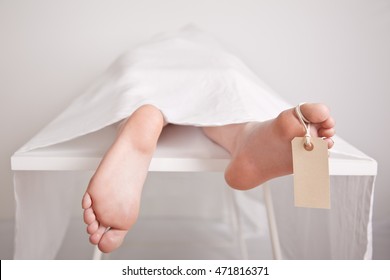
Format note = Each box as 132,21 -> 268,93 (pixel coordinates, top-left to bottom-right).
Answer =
291,137 -> 330,209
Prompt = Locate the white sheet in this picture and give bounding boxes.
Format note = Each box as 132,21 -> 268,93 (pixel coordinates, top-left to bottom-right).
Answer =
17,25 -> 290,153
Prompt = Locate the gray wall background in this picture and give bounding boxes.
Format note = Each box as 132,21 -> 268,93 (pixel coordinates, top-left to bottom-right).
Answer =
1,0 -> 389,259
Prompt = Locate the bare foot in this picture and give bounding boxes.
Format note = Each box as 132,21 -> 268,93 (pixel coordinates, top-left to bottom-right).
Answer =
222,103 -> 335,190
82,105 -> 164,253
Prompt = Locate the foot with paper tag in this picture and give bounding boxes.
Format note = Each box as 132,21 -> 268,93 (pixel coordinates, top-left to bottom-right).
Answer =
203,103 -> 335,198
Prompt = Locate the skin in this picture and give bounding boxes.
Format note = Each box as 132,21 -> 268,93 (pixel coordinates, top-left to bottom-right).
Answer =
82,103 -> 335,253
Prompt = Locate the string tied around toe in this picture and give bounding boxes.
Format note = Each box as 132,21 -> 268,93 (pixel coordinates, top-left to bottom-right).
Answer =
295,103 -> 313,151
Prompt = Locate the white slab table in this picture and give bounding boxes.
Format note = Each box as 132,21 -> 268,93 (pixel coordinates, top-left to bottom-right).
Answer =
11,125 -> 377,259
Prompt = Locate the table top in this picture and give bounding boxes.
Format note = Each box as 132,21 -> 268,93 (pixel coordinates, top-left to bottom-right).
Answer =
11,124 -> 377,175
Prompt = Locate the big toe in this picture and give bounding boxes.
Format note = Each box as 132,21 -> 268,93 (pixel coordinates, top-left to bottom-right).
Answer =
300,103 -> 331,124
98,229 -> 128,253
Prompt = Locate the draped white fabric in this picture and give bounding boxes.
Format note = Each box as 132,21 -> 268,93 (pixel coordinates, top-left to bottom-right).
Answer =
17,25 -> 290,153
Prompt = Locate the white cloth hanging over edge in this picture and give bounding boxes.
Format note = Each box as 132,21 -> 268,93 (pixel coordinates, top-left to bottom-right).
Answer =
17,25 -> 292,153
15,24 -> 374,163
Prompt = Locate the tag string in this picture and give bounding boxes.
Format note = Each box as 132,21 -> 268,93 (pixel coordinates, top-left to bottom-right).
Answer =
295,103 -> 313,151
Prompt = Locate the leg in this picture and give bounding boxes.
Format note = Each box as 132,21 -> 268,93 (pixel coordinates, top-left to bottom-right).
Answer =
82,104 -> 165,253
202,103 -> 335,190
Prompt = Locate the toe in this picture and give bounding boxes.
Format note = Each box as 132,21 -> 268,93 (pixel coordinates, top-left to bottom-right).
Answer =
84,208 -> 96,225
98,229 -> 128,253
82,192 -> 92,209
324,138 -> 335,149
318,127 -> 335,138
89,225 -> 107,245
87,220 -> 99,234
300,103 -> 330,124
321,116 -> 335,129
